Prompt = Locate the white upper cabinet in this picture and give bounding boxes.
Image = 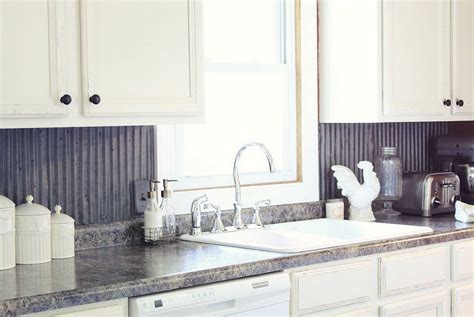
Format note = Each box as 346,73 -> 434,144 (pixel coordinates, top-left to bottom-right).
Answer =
382,0 -> 450,118
81,0 -> 202,117
0,0 -> 203,128
0,0 -> 69,118
319,0 -> 474,123
452,0 -> 474,117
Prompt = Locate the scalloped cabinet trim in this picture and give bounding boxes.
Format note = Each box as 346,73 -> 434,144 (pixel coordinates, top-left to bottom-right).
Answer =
288,238 -> 474,316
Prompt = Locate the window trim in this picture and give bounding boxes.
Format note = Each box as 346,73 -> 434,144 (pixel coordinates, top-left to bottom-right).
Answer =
156,0 -> 318,214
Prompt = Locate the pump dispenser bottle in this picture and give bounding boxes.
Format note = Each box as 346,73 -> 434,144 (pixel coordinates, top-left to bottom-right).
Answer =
144,180 -> 162,243
160,179 -> 177,242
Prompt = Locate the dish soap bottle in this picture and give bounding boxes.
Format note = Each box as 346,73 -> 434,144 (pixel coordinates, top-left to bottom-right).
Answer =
144,180 -> 162,243
160,179 -> 177,242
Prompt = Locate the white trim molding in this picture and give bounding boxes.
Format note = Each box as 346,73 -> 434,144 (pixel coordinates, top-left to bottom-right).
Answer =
156,0 -> 318,214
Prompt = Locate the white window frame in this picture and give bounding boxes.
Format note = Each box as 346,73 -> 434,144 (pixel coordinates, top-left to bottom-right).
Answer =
156,0 -> 318,214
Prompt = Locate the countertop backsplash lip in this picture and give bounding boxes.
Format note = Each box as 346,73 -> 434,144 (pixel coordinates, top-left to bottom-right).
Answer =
74,201 -> 325,250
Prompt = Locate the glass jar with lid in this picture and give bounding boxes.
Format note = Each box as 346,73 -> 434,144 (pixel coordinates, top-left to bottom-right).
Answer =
374,147 -> 403,217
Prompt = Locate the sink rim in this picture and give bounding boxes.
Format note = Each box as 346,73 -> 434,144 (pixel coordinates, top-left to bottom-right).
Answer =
180,218 -> 434,253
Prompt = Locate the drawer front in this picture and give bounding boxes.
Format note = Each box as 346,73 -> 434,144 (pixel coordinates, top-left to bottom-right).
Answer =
380,291 -> 450,317
294,261 -> 373,313
379,247 -> 448,297
451,240 -> 474,281
452,284 -> 474,317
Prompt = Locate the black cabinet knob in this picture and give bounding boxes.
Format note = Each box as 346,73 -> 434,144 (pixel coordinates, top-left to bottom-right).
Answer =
60,94 -> 72,105
443,99 -> 451,107
89,94 -> 101,105
456,99 -> 464,107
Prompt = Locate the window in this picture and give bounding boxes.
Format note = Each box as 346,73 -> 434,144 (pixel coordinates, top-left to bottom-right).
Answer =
157,0 -> 318,213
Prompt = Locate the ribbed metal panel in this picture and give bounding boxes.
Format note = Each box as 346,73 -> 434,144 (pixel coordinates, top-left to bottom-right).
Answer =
0,126 -> 155,225
319,122 -> 449,200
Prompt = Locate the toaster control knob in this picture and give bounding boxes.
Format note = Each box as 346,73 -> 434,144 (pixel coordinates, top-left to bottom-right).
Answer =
432,197 -> 442,208
450,195 -> 461,205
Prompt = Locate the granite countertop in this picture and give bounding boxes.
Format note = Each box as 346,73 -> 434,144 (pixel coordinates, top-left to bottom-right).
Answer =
1,214 -> 473,316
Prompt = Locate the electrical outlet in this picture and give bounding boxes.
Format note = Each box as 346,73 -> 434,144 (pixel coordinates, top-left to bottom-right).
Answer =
134,179 -> 150,214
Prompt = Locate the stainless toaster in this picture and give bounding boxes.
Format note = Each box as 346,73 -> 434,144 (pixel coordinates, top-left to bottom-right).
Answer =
393,172 -> 460,217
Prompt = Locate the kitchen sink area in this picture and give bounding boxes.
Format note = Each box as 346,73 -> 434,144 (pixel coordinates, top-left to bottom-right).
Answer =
180,219 -> 434,253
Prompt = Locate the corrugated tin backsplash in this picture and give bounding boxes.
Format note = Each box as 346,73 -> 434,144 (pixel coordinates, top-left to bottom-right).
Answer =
0,126 -> 155,225
319,122 -> 449,200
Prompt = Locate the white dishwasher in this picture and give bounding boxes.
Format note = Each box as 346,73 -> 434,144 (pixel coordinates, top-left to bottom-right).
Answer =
128,272 -> 290,317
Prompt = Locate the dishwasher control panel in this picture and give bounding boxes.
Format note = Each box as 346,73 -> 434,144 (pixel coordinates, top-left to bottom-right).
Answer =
129,272 -> 290,316
136,287 -> 216,313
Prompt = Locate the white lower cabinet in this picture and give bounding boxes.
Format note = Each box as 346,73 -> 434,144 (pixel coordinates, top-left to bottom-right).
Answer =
451,240 -> 474,281
21,299 -> 127,317
380,291 -> 451,317
452,284 -> 474,317
289,239 -> 474,317
293,261 -> 374,314
379,247 -> 448,297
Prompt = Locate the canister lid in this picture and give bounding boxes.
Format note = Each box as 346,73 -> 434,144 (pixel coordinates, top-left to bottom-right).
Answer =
0,195 -> 15,209
51,205 -> 75,224
15,195 -> 51,216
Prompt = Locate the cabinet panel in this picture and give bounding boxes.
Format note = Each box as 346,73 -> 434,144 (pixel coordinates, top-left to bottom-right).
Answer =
21,299 -> 128,317
0,0 -> 68,118
380,291 -> 450,317
452,284 -> 474,317
293,261 -> 373,314
382,0 -> 450,118
81,0 -> 202,117
379,247 -> 448,297
451,240 -> 474,281
452,0 -> 474,116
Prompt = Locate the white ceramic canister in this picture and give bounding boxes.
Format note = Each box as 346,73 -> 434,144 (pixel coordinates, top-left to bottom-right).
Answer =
15,195 -> 51,264
51,205 -> 75,259
0,195 -> 15,270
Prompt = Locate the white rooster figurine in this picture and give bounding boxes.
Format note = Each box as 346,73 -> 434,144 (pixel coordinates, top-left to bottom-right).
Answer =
331,161 -> 381,221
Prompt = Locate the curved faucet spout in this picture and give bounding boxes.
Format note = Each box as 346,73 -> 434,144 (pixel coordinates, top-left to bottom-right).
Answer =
232,142 -> 275,229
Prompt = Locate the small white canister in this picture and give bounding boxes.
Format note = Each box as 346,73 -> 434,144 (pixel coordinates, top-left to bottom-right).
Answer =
15,195 -> 51,264
51,205 -> 75,259
325,198 -> 345,220
0,195 -> 15,270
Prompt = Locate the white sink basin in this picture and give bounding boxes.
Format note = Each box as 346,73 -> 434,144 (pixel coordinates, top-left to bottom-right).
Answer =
180,219 -> 433,253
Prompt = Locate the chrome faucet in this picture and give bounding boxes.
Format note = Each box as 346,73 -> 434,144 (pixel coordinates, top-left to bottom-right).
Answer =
232,143 -> 275,229
190,194 -> 208,236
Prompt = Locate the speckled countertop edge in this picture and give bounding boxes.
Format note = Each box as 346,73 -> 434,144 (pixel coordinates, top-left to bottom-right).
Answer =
2,225 -> 473,316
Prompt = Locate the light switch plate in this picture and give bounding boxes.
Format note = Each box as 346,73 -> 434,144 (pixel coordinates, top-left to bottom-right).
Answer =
134,179 -> 150,214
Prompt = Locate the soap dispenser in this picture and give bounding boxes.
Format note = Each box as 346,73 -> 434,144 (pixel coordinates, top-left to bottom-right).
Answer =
144,180 -> 162,243
160,179 -> 177,242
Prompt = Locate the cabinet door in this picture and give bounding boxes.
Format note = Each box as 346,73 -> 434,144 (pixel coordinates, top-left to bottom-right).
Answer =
380,291 -> 450,317
80,0 -> 202,117
452,284 -> 474,317
382,0 -> 450,119
0,0 -> 68,118
452,0 -> 474,117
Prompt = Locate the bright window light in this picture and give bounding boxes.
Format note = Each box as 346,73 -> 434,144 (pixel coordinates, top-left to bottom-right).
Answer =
171,0 -> 297,190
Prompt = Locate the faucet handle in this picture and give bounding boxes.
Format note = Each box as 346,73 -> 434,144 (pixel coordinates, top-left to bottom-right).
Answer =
251,199 -> 270,227
205,203 -> 226,234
